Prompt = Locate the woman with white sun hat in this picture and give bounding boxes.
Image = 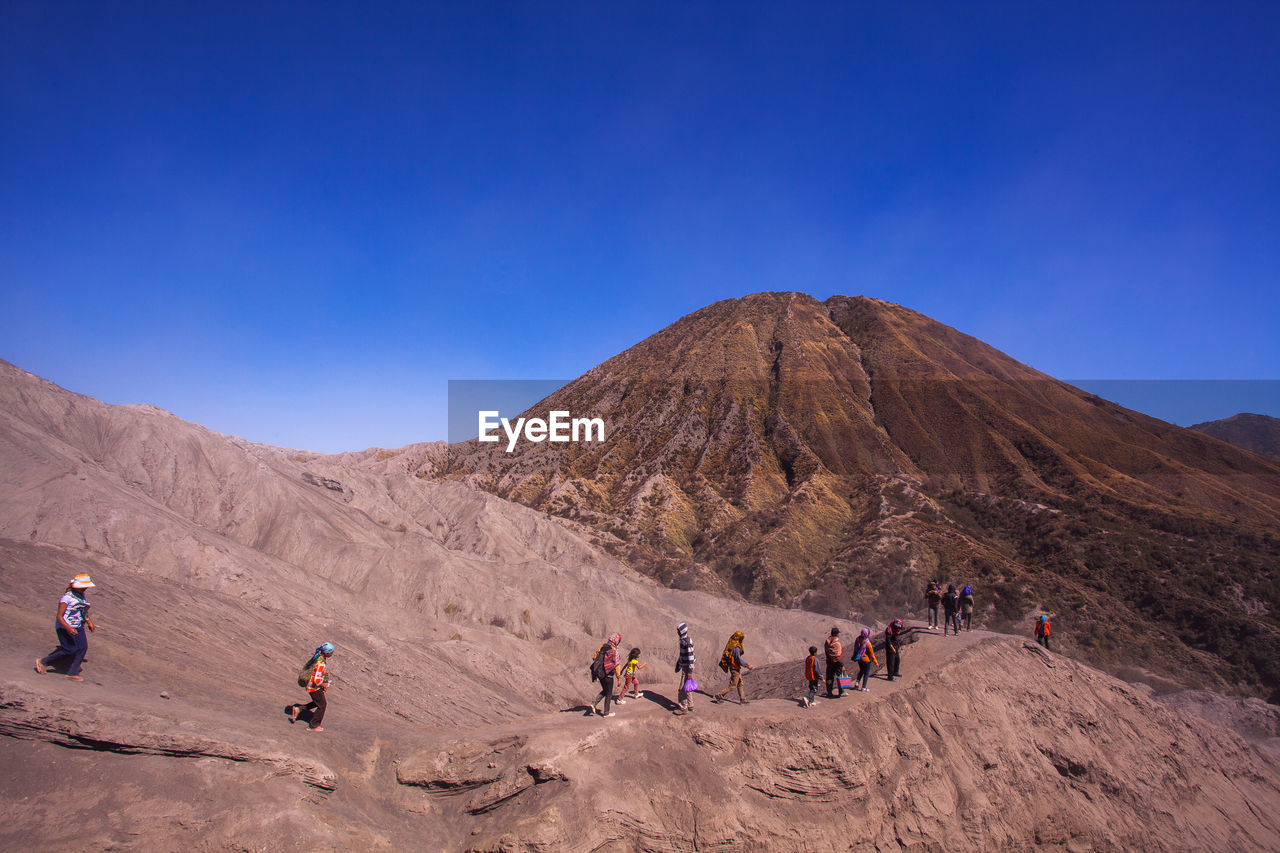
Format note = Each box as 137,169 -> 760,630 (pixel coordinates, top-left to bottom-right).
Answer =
35,573 -> 98,681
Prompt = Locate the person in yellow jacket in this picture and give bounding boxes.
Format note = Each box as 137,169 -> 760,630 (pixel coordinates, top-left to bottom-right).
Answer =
852,628 -> 878,692
712,631 -> 753,705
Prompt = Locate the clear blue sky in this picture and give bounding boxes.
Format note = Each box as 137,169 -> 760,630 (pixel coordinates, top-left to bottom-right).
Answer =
3,3 -> 1277,452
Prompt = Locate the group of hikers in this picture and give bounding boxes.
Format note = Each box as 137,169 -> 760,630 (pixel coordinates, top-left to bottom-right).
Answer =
806,621 -> 905,706
584,618 -> 911,716
924,580 -> 975,635
31,574 -> 1052,732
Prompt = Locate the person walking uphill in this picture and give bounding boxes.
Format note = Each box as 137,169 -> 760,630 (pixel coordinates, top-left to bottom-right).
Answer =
35,574 -> 97,681
290,642 -> 334,732
824,627 -> 844,698
674,622 -> 696,715
713,632 -> 753,705
1036,615 -> 1051,650
590,633 -> 622,717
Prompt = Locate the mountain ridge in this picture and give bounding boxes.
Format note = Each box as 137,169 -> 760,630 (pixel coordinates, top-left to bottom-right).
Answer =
413,293 -> 1280,700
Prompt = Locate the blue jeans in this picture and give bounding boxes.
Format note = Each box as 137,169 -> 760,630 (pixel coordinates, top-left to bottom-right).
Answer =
42,625 -> 88,676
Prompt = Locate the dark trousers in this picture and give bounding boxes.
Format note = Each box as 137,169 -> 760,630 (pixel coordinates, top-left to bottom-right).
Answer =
928,603 -> 939,626
596,675 -> 615,714
944,611 -> 958,635
42,625 -> 88,676
962,612 -> 972,630
825,660 -> 843,696
1038,635 -> 1050,650
886,648 -> 900,679
302,688 -> 327,728
856,659 -> 870,688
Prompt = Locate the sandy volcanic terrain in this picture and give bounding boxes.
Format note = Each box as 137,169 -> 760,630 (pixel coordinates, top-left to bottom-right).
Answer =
2,357 -> 1279,850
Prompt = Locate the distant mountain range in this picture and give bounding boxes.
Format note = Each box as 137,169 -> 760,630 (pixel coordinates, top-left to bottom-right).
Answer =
419,293 -> 1280,700
1193,413 -> 1280,460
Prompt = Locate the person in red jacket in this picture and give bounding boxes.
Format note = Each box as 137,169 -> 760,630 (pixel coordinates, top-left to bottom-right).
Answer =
802,646 -> 822,708
1036,615 -> 1051,650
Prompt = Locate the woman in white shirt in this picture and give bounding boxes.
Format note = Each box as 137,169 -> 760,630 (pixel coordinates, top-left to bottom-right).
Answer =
34,573 -> 97,681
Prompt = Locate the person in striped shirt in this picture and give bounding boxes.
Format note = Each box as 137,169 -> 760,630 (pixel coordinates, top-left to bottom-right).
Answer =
674,622 -> 696,715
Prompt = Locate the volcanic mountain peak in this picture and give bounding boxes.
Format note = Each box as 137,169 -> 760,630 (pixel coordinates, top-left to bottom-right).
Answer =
2,347 -> 1280,850
429,293 -> 1280,701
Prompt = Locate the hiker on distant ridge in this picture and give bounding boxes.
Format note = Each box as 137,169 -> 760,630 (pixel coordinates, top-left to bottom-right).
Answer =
824,627 -> 844,698
713,631 -> 753,705
1035,615 -> 1051,650
852,628 -> 877,692
802,645 -> 822,708
942,585 -> 960,636
34,573 -> 97,681
290,642 -> 334,732
590,633 -> 622,717
674,622 -> 696,715
925,581 -> 942,630
884,619 -> 903,682
960,585 -> 974,631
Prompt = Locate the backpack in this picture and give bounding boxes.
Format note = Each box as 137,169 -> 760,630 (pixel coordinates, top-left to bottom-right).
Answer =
297,656 -> 319,689
589,644 -> 608,683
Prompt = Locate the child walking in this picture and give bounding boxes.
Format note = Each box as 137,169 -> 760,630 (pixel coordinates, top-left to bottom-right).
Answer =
615,647 -> 647,703
802,646 -> 822,708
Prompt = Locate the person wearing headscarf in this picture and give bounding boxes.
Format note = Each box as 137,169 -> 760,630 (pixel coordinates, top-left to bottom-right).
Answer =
884,618 -> 904,681
1035,615 -> 1051,650
290,642 -> 335,732
674,622 -> 697,715
34,574 -> 97,681
851,628 -> 878,691
712,631 -> 753,705
591,633 -> 622,717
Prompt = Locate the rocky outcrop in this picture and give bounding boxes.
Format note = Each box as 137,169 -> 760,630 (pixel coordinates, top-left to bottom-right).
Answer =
0,678 -> 336,790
